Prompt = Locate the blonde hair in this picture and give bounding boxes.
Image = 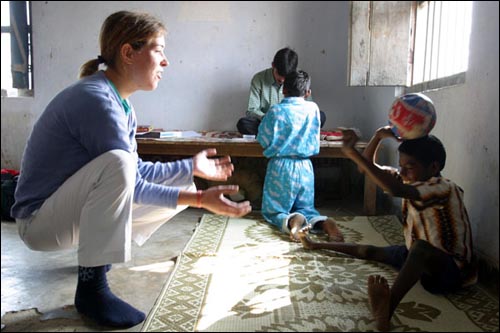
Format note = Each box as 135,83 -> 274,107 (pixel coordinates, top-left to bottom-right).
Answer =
79,11 -> 166,78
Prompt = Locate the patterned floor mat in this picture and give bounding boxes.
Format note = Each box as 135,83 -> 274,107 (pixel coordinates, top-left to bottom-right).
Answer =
142,214 -> 499,332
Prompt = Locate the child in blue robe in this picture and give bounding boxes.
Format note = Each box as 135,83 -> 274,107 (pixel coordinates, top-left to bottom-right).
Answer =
257,70 -> 343,242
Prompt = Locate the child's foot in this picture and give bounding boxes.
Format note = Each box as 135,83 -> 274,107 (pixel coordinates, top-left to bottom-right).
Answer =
322,218 -> 345,242
297,229 -> 319,250
289,215 -> 306,242
368,275 -> 391,332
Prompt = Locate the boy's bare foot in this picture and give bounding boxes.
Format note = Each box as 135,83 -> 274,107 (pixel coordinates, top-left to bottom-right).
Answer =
368,275 -> 391,332
299,224 -> 312,233
322,218 -> 345,242
289,215 -> 306,242
297,228 -> 319,250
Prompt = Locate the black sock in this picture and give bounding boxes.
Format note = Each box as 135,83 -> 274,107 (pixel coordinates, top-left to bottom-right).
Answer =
74,265 -> 145,328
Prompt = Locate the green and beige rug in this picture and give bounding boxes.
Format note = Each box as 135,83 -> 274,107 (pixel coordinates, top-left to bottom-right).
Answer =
142,214 -> 499,332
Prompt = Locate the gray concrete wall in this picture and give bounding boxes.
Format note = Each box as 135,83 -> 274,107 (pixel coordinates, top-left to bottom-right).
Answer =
1,1 -> 498,268
2,1 -> 387,168
422,2 -> 499,267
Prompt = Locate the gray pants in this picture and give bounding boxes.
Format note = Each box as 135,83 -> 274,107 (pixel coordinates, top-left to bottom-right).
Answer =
17,150 -> 193,267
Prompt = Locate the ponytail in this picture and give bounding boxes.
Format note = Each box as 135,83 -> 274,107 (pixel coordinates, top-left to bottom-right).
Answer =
79,58 -> 100,78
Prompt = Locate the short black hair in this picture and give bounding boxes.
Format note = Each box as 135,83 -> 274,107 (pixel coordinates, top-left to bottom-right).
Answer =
273,47 -> 298,77
284,70 -> 311,97
398,135 -> 446,171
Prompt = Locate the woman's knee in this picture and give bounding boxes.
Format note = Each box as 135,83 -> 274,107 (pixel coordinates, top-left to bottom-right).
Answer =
20,224 -> 73,252
100,150 -> 136,187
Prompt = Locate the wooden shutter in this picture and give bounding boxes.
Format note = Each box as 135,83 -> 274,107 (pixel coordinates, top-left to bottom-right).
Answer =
348,1 -> 416,86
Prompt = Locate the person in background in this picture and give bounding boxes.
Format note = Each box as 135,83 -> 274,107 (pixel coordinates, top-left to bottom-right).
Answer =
237,47 -> 326,135
299,127 -> 477,331
257,70 -> 344,243
11,10 -> 251,329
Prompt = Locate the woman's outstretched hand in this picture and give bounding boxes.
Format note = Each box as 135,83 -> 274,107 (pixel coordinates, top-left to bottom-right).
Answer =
200,185 -> 252,217
193,149 -> 234,181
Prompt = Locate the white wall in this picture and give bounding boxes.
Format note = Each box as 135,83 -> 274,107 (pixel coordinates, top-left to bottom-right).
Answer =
1,1 -> 498,267
423,2 -> 499,267
2,1 -> 387,166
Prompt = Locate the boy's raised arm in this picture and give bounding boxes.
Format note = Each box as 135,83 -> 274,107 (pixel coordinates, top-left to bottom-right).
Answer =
340,128 -> 418,199
362,126 -> 399,163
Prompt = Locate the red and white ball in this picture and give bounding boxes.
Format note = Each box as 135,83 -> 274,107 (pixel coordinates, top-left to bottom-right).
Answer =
388,93 -> 436,140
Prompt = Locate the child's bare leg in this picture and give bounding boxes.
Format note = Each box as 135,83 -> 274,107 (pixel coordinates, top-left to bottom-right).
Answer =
298,235 -> 384,260
389,240 -> 455,315
289,215 -> 306,242
321,218 -> 345,242
368,275 -> 391,332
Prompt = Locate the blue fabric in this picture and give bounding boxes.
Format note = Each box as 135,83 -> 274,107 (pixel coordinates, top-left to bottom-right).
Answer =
382,245 -> 409,270
12,71 -> 193,219
257,97 -> 322,232
261,158 -> 320,231
257,97 -> 320,158
107,79 -> 132,115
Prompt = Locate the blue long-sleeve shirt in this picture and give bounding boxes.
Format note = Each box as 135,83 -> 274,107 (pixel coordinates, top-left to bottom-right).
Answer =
11,71 -> 192,219
257,97 -> 321,158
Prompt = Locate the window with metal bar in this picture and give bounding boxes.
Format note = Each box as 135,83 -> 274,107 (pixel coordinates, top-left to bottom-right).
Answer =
348,1 -> 473,92
1,1 -> 33,97
409,1 -> 472,91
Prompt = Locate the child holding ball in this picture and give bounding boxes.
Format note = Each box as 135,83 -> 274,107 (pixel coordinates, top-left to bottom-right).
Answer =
298,94 -> 477,331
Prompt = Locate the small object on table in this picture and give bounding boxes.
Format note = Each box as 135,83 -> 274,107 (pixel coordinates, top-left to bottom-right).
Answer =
321,130 -> 343,141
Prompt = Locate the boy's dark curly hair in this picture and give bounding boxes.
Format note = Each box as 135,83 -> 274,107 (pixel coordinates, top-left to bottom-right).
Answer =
398,135 -> 446,171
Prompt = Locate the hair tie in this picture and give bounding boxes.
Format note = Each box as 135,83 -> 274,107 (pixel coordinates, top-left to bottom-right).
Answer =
97,55 -> 106,64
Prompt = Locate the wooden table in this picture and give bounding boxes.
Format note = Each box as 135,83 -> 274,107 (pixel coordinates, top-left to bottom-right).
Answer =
136,138 -> 376,215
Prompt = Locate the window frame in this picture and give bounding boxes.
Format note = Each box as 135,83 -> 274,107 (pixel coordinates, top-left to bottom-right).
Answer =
1,1 -> 33,97
348,0 -> 472,93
